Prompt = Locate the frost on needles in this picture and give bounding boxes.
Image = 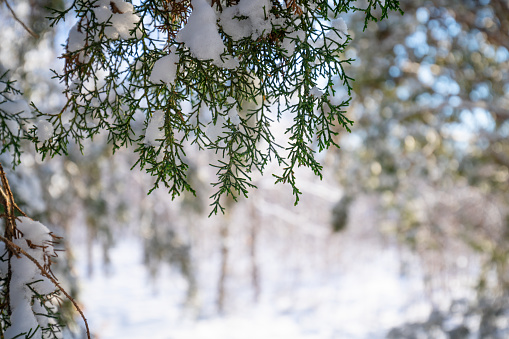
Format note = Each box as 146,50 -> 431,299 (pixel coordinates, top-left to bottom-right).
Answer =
25,0 -> 402,213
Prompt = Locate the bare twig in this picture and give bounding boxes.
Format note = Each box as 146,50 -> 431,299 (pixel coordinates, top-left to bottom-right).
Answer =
2,0 -> 40,39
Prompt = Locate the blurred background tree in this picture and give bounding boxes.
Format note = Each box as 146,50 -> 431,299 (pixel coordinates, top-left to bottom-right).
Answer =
330,0 -> 509,336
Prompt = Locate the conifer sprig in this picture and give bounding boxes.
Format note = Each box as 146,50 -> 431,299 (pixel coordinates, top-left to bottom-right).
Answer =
24,0 -> 402,212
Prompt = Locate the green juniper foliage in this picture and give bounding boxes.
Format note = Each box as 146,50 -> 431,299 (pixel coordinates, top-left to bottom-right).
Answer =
23,0 -> 402,213
0,72 -> 31,166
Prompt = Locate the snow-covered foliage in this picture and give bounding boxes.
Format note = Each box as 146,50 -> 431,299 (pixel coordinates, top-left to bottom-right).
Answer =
0,0 -> 402,337
93,0 -> 142,40
0,217 -> 62,338
27,0 -> 402,213
66,0 -> 141,63
176,0 -> 237,68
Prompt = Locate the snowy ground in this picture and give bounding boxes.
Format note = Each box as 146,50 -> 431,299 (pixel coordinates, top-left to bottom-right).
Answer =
76,236 -> 432,339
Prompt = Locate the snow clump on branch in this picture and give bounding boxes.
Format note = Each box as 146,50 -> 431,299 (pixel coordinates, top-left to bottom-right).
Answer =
36,120 -> 54,142
67,0 -> 142,57
219,0 -> 284,40
150,47 -> 180,86
327,17 -> 348,45
176,0 -> 239,68
93,0 -> 142,40
173,0 -> 286,68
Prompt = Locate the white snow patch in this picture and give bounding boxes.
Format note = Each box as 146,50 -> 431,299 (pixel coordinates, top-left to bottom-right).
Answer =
150,47 -> 179,85
36,120 -> 54,141
144,110 -> 165,146
219,0 -> 283,41
282,29 -> 305,56
94,0 -> 142,40
177,0 -> 238,68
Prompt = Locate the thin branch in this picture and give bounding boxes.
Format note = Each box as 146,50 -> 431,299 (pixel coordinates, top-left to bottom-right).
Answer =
0,164 -> 27,218
0,163 -> 17,240
13,202 -> 27,217
2,0 -> 40,39
0,235 -> 91,339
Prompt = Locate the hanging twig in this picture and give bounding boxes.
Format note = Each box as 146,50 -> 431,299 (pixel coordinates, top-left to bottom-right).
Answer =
2,0 -> 40,39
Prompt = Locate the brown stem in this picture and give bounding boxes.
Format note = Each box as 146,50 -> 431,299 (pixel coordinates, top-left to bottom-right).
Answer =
2,0 -> 40,39
0,165 -> 17,241
0,163 -> 17,318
